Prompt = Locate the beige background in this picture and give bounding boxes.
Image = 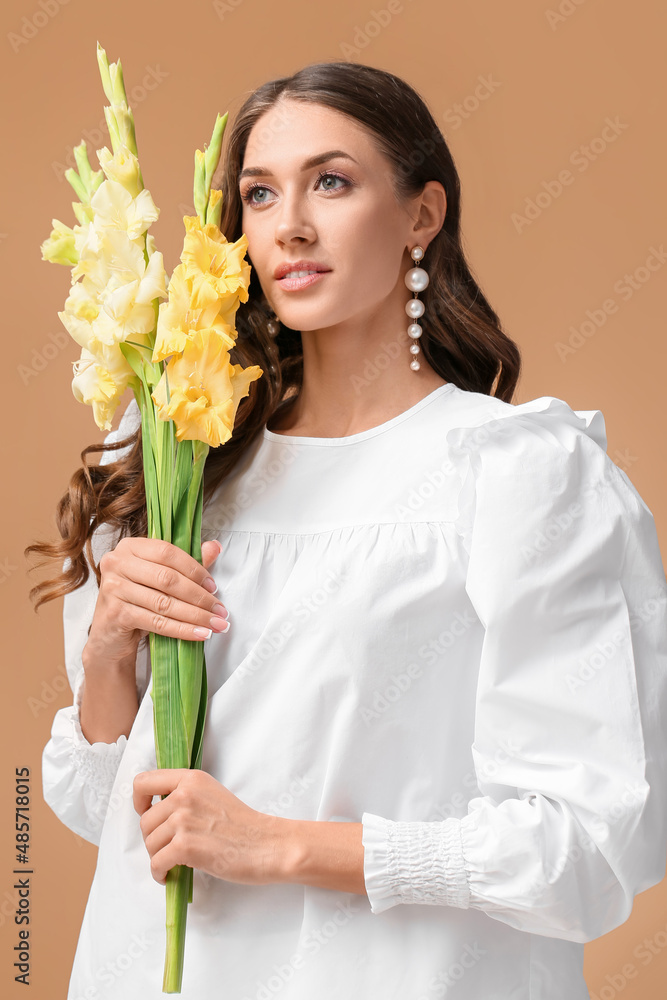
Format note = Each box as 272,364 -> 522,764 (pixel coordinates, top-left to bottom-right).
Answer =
2,0 -> 666,996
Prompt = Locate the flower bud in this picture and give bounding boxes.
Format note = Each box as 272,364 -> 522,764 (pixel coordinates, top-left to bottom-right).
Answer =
40,219 -> 78,266
97,144 -> 143,197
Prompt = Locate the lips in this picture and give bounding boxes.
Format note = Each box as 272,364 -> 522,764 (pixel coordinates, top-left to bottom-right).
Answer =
274,260 -> 331,280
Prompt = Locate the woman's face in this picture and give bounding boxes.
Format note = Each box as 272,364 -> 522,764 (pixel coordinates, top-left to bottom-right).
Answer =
238,98 -> 420,335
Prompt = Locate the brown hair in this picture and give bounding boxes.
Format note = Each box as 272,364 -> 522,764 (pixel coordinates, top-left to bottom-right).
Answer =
25,59 -> 521,610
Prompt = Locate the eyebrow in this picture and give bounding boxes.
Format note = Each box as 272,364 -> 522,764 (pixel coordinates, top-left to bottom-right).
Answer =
238,150 -> 358,182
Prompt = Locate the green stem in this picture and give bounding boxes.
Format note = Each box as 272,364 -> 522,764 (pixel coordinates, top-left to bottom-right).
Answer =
162,864 -> 191,993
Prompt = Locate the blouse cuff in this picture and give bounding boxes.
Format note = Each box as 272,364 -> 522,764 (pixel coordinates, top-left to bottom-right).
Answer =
68,673 -> 129,786
42,678 -> 130,846
361,812 -> 472,914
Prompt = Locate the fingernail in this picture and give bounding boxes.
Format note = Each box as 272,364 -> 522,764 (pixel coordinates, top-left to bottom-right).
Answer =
210,617 -> 230,632
193,626 -> 212,639
212,603 -> 228,619
203,577 -> 218,594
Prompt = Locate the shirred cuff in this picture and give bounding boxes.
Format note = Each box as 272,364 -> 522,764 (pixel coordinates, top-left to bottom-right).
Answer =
70,673 -> 129,786
41,674 -> 129,845
361,812 -> 472,914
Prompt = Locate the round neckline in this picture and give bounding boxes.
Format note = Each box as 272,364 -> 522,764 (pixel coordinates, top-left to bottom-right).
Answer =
263,382 -> 457,446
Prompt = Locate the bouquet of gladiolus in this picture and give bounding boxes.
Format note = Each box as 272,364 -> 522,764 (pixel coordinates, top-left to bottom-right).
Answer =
40,41 -> 263,994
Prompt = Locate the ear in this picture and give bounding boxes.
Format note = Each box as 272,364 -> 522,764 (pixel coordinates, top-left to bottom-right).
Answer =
410,180 -> 447,249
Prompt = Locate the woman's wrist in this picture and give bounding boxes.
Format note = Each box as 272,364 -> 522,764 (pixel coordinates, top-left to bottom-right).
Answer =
273,816 -> 367,897
82,635 -> 139,675
79,642 -> 140,744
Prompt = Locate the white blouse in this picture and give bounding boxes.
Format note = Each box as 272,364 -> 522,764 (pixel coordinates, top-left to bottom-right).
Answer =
42,381 -> 667,1000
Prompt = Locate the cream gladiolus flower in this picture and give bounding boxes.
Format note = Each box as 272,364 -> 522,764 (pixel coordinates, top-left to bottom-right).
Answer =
151,329 -> 262,446
96,142 -> 143,197
88,178 -> 159,243
71,341 -> 135,430
62,278 -> 100,322
60,232 -> 166,354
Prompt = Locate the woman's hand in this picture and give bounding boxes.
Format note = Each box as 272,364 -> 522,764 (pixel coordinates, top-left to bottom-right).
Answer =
133,768 -> 288,887
84,537 -> 229,667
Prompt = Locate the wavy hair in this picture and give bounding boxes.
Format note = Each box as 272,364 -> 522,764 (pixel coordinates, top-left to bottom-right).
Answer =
26,60 -> 521,610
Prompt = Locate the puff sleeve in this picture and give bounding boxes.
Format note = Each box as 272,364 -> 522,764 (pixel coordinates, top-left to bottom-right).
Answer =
41,397 -> 149,846
361,397 -> 667,943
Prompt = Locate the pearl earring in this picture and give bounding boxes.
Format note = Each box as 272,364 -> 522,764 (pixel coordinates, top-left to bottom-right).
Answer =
404,245 -> 429,371
267,312 -> 280,337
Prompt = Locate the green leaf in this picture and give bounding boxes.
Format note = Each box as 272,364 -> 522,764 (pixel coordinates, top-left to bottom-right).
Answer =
191,651 -> 208,772
118,341 -> 146,380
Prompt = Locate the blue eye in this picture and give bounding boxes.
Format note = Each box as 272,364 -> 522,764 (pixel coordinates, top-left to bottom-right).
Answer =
240,170 -> 350,206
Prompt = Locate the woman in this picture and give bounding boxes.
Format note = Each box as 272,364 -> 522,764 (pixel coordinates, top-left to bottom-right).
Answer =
30,61 -> 667,999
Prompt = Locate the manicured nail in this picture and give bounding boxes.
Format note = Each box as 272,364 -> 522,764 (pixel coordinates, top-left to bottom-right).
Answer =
193,626 -> 212,639
203,577 -> 218,594
210,617 -> 230,632
212,603 -> 228,618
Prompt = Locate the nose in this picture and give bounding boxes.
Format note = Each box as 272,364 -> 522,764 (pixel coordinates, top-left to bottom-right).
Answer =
273,188 -> 316,247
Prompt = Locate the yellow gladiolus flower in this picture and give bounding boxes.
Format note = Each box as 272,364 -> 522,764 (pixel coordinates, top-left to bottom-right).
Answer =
151,329 -> 263,447
180,215 -> 251,307
152,263 -> 236,363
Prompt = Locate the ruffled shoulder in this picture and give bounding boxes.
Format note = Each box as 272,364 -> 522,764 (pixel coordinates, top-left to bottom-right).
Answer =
443,391 -> 610,552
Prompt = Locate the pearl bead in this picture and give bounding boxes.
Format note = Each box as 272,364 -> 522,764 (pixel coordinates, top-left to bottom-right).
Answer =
407,323 -> 422,339
405,298 -> 425,319
410,343 -> 421,355
267,320 -> 279,335
410,359 -> 421,371
404,267 -> 429,293
411,246 -> 424,261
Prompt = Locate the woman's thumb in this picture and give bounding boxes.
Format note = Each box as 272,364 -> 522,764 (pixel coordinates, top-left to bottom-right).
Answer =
201,539 -> 222,567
